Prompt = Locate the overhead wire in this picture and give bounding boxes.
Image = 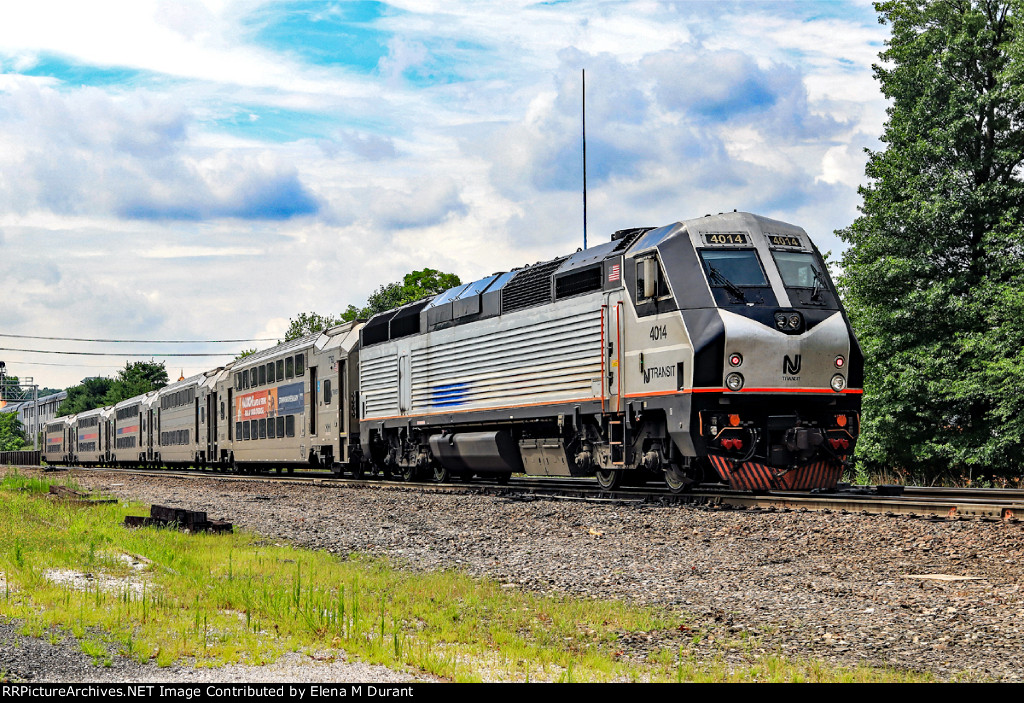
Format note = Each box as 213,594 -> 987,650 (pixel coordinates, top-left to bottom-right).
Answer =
0,333 -> 276,343
0,347 -> 238,357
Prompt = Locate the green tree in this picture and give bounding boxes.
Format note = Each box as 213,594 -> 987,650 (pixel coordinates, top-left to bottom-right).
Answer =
359,268 -> 462,319
838,0 -> 1024,480
56,361 -> 168,416
288,268 -> 462,339
283,312 -> 346,342
234,348 -> 258,361
56,377 -> 115,416
104,361 -> 168,405
0,412 -> 27,451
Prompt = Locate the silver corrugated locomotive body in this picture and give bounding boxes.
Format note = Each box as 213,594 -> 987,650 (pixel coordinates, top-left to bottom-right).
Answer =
357,211 -> 862,491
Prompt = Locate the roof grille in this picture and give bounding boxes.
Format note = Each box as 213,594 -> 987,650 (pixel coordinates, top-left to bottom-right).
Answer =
555,265 -> 602,300
501,257 -> 566,313
611,227 -> 654,252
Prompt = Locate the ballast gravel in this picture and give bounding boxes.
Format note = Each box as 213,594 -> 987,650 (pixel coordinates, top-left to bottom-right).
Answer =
7,467 -> 1024,682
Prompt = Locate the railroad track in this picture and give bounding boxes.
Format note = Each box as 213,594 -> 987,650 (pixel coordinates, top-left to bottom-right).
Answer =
21,463 -> 1024,522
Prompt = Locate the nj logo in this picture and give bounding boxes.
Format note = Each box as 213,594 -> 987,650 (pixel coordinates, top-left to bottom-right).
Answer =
783,354 -> 802,375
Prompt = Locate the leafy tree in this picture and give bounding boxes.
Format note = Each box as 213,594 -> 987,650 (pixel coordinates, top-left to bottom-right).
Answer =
56,361 -> 168,416
283,312 -> 346,342
234,348 -> 258,361
0,412 -> 27,451
56,377 -> 115,416
104,361 -> 168,405
287,268 -> 462,340
838,0 -> 1024,480
358,268 -> 462,319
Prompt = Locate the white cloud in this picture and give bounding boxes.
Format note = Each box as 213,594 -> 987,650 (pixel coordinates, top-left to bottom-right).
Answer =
0,0 -> 890,389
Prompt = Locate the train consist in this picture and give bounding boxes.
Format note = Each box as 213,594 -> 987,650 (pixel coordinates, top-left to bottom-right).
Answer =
43,212 -> 862,492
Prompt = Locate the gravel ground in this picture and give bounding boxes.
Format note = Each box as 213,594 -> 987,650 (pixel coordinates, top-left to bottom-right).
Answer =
0,620 -> 420,683
7,467 -> 1024,682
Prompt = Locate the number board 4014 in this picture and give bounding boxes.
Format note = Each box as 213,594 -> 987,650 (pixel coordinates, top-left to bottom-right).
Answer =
703,232 -> 748,246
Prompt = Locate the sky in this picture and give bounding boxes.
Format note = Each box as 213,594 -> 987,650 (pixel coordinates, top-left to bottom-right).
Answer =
0,0 -> 890,391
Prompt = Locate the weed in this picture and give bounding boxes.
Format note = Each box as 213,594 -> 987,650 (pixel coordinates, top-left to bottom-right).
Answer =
0,465 -> 933,682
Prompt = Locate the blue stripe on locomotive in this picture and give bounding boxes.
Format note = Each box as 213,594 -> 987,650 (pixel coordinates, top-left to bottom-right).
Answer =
431,382 -> 469,407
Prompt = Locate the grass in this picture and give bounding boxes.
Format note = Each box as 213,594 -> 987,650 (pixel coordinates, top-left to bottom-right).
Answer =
0,466 -> 934,682
853,462 -> 1024,488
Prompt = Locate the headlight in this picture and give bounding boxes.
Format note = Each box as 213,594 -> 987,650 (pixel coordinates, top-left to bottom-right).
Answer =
725,373 -> 744,391
788,313 -> 801,329
830,374 -> 846,392
775,313 -> 787,330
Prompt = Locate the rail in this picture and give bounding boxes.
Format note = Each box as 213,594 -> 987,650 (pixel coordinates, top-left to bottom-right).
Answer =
12,462 -> 1024,522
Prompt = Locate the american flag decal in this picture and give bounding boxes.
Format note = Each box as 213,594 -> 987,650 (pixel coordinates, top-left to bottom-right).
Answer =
608,263 -> 621,282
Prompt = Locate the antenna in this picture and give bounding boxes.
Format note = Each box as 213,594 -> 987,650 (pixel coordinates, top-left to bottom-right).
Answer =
582,68 -> 588,250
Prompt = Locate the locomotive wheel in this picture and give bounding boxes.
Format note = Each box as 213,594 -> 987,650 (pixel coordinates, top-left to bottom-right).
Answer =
401,464 -> 418,482
664,465 -> 693,494
432,463 -> 450,483
595,469 -> 623,491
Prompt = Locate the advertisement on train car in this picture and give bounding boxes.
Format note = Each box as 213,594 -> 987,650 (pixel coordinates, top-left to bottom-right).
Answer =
236,382 -> 304,420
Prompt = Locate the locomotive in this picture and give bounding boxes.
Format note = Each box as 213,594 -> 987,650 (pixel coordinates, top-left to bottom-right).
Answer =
43,211 -> 862,492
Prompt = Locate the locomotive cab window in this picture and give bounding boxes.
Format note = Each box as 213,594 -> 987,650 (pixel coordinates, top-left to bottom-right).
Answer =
698,249 -> 768,287
771,250 -> 825,289
636,255 -> 670,301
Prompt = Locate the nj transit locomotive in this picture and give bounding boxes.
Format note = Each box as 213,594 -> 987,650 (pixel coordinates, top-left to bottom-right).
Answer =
43,212 -> 862,492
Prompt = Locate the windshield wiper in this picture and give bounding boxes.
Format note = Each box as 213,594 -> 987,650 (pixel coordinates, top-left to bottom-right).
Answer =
810,265 -> 827,301
708,266 -> 747,303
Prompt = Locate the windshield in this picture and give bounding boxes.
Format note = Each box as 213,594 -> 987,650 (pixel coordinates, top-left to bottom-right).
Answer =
698,249 -> 767,286
772,251 -> 823,288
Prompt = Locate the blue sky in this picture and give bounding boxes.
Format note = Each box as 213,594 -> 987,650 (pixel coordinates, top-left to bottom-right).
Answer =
0,0 -> 889,389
